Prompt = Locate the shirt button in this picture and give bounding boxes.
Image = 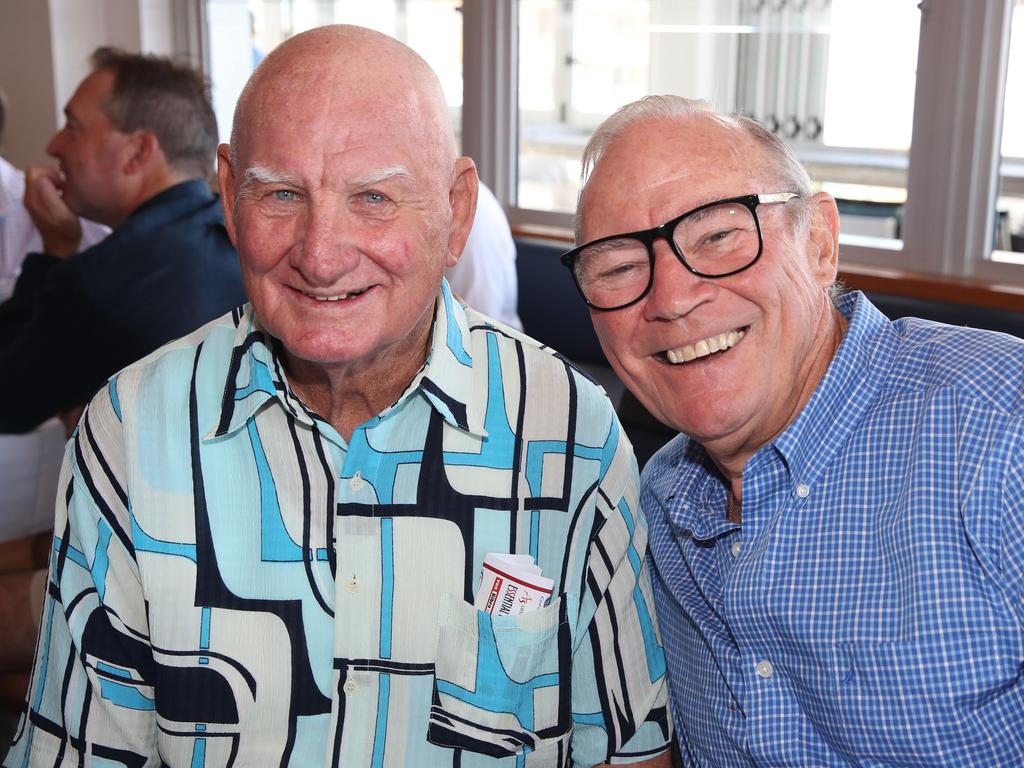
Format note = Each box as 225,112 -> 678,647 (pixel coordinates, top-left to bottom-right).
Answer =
343,679 -> 358,695
730,541 -> 742,557
795,483 -> 810,498
349,472 -> 365,492
755,660 -> 775,679
345,577 -> 360,593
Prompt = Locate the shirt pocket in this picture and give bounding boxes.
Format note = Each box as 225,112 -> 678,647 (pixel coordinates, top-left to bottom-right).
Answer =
428,591 -> 572,762
830,630 -> 1024,762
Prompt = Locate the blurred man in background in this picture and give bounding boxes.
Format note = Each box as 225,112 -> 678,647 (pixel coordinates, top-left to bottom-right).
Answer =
0,47 -> 245,434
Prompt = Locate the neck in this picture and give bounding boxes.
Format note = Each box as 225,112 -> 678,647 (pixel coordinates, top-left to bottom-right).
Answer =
283,318 -> 434,442
707,304 -> 848,480
106,168 -> 196,229
726,487 -> 741,523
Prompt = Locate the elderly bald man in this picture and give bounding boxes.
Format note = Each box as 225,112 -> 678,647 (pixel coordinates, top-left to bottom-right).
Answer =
4,27 -> 671,767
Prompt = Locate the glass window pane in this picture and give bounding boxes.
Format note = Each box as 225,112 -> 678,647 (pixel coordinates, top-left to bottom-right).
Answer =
994,0 -> 1024,265
206,0 -> 463,149
518,0 -> 920,251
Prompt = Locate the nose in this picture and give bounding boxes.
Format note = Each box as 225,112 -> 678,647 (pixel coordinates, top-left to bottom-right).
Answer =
642,240 -> 716,320
290,201 -> 361,287
46,128 -> 67,159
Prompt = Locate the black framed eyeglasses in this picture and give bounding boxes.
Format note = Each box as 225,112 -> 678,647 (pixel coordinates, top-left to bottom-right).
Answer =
561,192 -> 800,311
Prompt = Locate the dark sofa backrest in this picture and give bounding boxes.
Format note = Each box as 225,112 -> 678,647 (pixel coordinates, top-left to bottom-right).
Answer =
863,292 -> 1024,338
514,237 -> 609,366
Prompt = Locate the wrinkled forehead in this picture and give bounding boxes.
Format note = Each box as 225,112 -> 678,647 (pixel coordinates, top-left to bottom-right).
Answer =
235,73 -> 452,184
580,116 -> 771,238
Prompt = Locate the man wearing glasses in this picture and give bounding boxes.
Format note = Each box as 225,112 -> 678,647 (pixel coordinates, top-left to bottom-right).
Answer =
566,95 -> 1024,765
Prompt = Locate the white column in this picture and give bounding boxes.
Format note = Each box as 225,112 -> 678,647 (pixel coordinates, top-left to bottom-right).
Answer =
0,2 -> 59,166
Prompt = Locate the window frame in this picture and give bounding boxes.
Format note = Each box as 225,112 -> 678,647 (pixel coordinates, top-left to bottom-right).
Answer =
900,0 -> 1015,282
194,0 -> 1023,284
464,0 -> 1022,284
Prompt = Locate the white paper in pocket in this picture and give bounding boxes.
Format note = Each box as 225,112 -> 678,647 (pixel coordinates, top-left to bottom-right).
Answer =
474,553 -> 554,615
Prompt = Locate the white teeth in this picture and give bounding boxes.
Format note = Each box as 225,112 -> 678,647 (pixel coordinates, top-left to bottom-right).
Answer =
308,290 -> 364,302
665,329 -> 745,364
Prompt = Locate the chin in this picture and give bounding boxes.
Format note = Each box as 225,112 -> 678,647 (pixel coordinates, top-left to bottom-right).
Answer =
280,332 -> 369,365
666,390 -> 753,437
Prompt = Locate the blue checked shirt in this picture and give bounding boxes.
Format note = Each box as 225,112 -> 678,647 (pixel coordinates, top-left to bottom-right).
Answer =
5,279 -> 670,768
643,292 -> 1024,767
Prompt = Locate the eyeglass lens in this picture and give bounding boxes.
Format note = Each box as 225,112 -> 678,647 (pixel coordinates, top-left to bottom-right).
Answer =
573,200 -> 760,308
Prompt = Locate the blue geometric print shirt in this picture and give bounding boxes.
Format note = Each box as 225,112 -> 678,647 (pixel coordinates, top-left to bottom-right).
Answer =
5,280 -> 670,767
643,291 -> 1024,767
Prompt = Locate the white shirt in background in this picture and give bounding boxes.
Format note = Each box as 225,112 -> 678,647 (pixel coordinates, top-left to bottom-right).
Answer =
445,181 -> 522,331
0,156 -> 109,301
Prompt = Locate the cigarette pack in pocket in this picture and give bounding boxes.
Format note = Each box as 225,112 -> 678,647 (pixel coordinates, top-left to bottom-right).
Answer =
474,553 -> 554,615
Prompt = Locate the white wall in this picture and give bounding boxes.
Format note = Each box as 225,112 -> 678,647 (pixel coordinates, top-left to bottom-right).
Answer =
0,0 -> 181,169
139,0 -> 176,57
0,1 -> 58,167
49,0 -> 146,123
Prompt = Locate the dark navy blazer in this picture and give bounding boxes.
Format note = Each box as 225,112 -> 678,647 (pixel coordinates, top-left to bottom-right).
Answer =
0,180 -> 246,433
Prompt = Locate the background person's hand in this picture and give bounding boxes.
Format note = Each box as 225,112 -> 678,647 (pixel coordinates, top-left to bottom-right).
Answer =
24,166 -> 82,258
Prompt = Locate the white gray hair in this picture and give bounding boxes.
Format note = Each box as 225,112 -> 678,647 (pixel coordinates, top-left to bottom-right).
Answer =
575,95 -> 815,240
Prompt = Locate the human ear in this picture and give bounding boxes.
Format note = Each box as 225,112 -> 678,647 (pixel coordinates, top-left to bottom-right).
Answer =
216,144 -> 240,246
807,191 -> 840,286
446,157 -> 479,268
124,131 -> 157,174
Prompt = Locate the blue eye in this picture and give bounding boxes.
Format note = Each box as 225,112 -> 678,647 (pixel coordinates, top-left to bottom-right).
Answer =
363,191 -> 388,204
272,190 -> 298,202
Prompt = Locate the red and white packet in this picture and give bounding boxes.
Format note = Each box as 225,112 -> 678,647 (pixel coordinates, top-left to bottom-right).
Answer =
474,553 -> 554,615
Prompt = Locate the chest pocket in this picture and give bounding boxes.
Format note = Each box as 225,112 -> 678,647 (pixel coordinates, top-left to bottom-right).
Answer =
827,630 -> 1024,763
428,591 -> 572,763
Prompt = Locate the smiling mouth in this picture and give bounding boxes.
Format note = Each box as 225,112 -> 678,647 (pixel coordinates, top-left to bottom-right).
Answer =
303,288 -> 368,302
664,328 -> 746,364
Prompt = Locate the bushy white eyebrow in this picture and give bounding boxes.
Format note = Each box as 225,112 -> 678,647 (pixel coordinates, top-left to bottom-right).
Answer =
241,163 -> 302,188
236,163 -> 413,198
353,166 -> 413,187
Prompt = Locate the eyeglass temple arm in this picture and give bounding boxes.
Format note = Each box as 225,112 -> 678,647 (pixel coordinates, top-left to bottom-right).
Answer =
757,192 -> 800,204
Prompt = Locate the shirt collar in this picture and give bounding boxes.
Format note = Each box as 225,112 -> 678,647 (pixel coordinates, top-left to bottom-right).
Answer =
205,279 -> 486,440
129,179 -> 214,220
771,291 -> 896,484
647,436 -> 738,542
415,278 -> 485,435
